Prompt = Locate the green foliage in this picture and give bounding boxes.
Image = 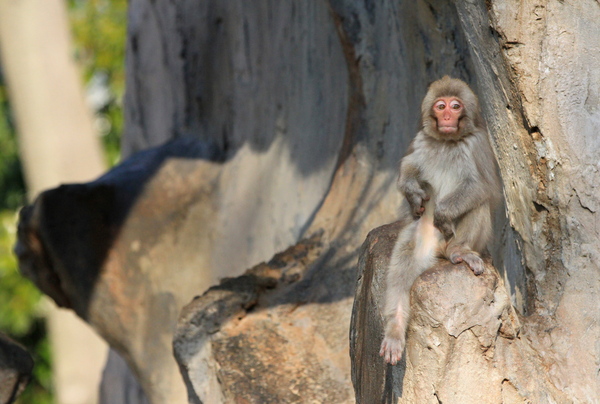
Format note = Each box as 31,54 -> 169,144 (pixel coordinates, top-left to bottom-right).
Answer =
0,211 -> 54,404
0,83 -> 26,210
0,2 -> 127,403
0,214 -> 41,335
69,0 -> 127,166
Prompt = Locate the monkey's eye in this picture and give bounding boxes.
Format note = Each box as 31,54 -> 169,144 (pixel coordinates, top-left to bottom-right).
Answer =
434,101 -> 446,110
450,101 -> 462,110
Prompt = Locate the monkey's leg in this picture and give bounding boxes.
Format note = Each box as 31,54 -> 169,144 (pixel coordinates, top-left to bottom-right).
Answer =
380,290 -> 410,365
380,215 -> 441,365
380,223 -> 416,365
445,204 -> 492,275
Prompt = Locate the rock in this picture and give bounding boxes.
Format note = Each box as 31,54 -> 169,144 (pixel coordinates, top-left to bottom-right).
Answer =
15,138 -> 223,403
350,222 -> 570,403
99,349 -> 150,404
174,232 -> 355,403
0,333 -> 34,404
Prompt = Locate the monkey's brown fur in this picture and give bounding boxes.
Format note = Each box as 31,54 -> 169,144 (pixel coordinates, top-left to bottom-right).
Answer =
380,76 -> 501,365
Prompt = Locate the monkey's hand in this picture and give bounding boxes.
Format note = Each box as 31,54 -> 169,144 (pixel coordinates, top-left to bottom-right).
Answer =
405,188 -> 430,218
433,211 -> 454,240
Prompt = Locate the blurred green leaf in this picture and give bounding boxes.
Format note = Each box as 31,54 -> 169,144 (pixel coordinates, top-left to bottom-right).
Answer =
0,81 -> 26,210
69,0 -> 127,167
0,211 -> 54,403
0,211 -> 40,336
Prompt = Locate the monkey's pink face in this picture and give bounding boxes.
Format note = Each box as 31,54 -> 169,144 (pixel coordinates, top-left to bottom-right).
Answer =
432,97 -> 463,135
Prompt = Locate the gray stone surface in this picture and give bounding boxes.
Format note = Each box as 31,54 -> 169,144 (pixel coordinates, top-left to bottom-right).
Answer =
16,138 -> 222,403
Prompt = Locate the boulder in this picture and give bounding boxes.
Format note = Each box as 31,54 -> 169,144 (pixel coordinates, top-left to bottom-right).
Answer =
174,232 -> 355,403
350,222 -> 570,403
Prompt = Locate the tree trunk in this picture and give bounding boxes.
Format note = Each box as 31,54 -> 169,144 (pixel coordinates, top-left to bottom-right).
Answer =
13,0 -> 600,403
0,0 -> 105,196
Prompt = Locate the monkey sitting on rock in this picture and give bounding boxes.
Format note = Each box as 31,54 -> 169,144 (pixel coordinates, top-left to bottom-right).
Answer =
380,76 -> 501,365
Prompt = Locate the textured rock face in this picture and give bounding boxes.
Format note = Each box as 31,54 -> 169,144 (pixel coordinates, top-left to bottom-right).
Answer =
454,1 -> 600,399
174,233 -> 355,404
350,223 -> 569,403
0,333 -> 33,404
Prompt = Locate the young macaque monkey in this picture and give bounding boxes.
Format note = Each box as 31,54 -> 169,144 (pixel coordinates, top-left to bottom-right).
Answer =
380,76 -> 501,365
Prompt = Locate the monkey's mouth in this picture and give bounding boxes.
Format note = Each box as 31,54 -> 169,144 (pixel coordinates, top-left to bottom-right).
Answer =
438,125 -> 458,134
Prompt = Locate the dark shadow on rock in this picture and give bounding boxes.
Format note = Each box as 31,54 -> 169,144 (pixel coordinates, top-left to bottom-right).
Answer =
14,137 -> 221,319
123,2 -> 350,178
349,221 -> 403,404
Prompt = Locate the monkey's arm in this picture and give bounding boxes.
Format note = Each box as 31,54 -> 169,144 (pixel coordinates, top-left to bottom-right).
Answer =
398,156 -> 429,218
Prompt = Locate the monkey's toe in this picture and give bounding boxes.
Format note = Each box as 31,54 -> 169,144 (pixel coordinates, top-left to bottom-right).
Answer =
463,255 -> 484,275
449,253 -> 463,264
380,337 -> 404,365
450,251 -> 484,275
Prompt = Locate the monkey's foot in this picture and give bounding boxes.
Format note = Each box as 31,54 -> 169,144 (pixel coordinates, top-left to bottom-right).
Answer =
379,336 -> 405,365
450,251 -> 484,275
